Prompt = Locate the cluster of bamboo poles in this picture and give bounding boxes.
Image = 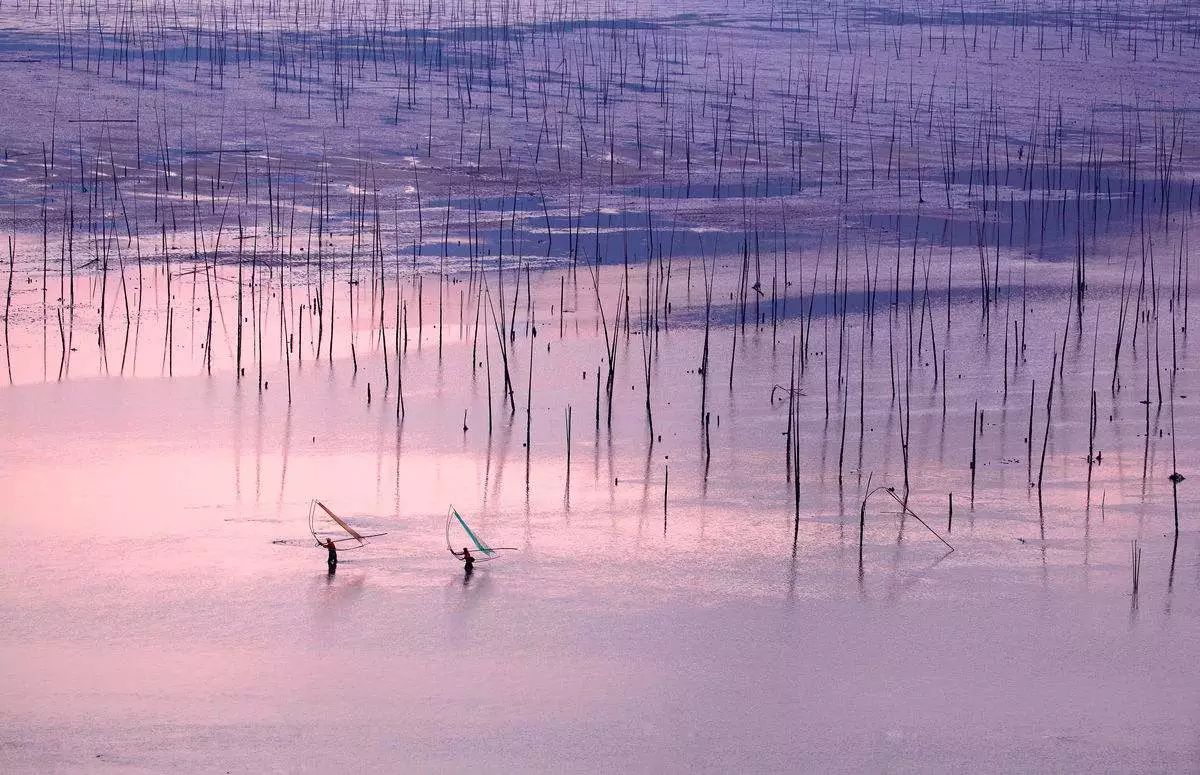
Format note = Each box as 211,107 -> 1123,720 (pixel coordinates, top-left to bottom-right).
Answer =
0,1 -> 1194,575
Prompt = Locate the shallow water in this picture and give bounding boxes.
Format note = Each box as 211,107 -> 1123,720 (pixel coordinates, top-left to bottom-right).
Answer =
2,0 -> 1200,771
2,256 -> 1198,771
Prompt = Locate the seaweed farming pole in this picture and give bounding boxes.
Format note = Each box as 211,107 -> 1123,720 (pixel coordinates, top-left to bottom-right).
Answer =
858,473 -> 873,565
699,255 -> 713,425
1169,386 -> 1182,534
483,320 -> 492,434
1037,350 -> 1060,495
525,303 -> 535,487
970,401 -> 978,504
282,262 -> 293,405
395,242 -> 406,421
663,464 -> 668,535
1130,540 -> 1142,599
1026,379 -> 1036,483
641,300 -> 654,440
837,343 -> 850,486
704,410 -> 712,475
4,236 -> 12,383
565,405 -> 572,496
791,344 -> 802,527
486,283 -> 516,412
236,217 -> 244,380
785,338 -> 796,480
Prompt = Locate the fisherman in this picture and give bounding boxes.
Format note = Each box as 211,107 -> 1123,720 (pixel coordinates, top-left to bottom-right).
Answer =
323,537 -> 338,571
452,546 -> 475,573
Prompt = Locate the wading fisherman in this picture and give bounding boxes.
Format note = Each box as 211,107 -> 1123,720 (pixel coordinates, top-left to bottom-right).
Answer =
451,546 -> 475,573
323,537 -> 338,571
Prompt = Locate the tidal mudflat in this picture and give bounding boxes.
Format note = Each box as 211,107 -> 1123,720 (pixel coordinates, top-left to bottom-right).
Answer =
0,1 -> 1197,771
